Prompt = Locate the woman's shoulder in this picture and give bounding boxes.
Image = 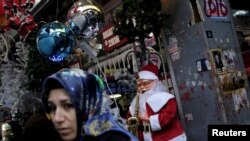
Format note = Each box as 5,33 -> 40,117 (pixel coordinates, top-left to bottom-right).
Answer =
83,130 -> 133,141
95,130 -> 137,141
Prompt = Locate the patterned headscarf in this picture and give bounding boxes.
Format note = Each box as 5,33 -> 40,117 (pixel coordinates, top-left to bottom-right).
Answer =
42,68 -> 104,141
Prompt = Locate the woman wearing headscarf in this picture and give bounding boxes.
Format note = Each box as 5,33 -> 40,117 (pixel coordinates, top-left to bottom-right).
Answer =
42,68 -> 138,141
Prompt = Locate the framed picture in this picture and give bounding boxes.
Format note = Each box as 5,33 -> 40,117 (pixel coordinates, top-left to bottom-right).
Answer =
222,49 -> 236,72
218,71 -> 246,94
196,58 -> 211,72
210,49 -> 225,74
218,73 -> 234,93
232,88 -> 250,113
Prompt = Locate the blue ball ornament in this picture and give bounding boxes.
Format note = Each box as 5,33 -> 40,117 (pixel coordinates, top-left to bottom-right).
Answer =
36,21 -> 76,62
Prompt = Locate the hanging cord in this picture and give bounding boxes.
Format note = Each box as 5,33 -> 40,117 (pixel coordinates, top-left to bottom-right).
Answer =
56,0 -> 59,21
95,58 -> 121,118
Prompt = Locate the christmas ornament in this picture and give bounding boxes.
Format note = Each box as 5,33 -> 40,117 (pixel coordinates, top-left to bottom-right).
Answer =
67,0 -> 105,38
0,0 -> 37,39
36,21 -> 76,63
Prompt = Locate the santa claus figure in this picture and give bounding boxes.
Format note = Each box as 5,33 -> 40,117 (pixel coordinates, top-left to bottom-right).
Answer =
128,64 -> 187,141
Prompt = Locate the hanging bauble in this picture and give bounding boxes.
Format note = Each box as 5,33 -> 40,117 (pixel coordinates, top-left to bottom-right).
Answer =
36,21 -> 76,63
67,0 -> 105,38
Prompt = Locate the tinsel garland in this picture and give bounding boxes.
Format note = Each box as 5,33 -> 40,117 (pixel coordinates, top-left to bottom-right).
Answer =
0,40 -> 30,108
0,36 -> 46,126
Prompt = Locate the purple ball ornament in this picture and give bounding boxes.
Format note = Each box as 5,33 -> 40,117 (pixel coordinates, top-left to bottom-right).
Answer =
36,21 -> 76,63
67,0 -> 105,39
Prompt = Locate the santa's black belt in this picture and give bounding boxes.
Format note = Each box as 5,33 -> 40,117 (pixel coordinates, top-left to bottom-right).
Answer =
137,124 -> 151,132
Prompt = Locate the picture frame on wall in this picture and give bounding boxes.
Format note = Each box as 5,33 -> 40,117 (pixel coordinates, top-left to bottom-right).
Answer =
218,72 -> 234,94
218,71 -> 246,94
210,49 -> 225,74
222,49 -> 236,72
232,88 -> 250,113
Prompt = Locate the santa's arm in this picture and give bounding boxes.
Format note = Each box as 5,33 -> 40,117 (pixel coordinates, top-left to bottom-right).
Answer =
148,99 -> 177,131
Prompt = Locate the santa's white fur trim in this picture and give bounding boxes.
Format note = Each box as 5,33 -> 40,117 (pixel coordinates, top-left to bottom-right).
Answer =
138,71 -> 158,80
149,114 -> 161,131
129,96 -> 137,116
147,92 -> 174,113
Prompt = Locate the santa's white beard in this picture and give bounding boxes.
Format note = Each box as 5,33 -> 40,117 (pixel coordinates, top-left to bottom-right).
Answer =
129,80 -> 167,116
130,82 -> 156,116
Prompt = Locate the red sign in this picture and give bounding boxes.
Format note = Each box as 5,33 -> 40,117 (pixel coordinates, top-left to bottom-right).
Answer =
101,24 -> 128,52
204,0 -> 228,18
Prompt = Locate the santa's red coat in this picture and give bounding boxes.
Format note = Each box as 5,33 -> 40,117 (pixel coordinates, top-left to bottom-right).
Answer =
128,92 -> 186,141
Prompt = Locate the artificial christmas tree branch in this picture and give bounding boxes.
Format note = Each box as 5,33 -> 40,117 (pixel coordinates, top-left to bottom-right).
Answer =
113,0 -> 169,67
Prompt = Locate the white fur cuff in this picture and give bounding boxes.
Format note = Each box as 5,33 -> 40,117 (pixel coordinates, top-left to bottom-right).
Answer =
149,114 -> 161,131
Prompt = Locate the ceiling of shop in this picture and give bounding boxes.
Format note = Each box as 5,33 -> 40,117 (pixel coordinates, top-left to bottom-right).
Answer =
229,0 -> 250,10
31,0 -> 250,21
27,0 -> 250,40
30,0 -> 109,23
31,0 -> 74,23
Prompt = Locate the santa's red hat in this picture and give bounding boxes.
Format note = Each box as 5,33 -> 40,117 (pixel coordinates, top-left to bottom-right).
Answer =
138,64 -> 159,80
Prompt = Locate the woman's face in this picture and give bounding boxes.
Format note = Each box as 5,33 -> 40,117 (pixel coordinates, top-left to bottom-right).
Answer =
48,89 -> 77,141
137,79 -> 155,93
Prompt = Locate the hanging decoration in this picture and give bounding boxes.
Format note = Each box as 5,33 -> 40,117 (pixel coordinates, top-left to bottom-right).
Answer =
67,0 -> 105,60
36,0 -> 105,64
36,21 -> 76,63
67,0 -> 105,39
0,0 -> 37,40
